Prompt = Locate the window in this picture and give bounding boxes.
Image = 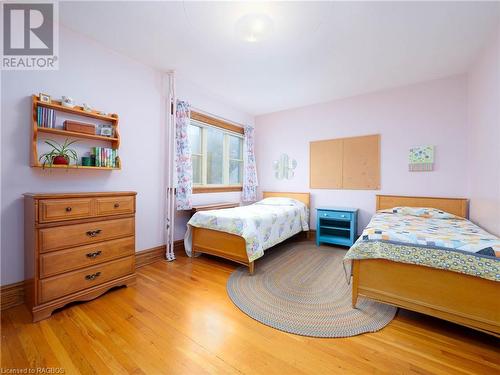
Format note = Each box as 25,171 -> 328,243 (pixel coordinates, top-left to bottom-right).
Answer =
188,112 -> 244,192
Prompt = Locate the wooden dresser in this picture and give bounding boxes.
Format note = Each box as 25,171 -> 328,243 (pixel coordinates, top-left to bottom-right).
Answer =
24,192 -> 137,322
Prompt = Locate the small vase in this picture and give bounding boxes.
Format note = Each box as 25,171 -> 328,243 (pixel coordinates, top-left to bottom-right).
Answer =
52,156 -> 68,165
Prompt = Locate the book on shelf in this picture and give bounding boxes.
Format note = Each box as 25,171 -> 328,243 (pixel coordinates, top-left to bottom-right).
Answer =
37,106 -> 56,128
92,147 -> 118,168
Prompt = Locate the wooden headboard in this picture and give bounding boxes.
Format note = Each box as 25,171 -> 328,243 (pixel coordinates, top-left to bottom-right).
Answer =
263,192 -> 310,207
376,195 -> 469,218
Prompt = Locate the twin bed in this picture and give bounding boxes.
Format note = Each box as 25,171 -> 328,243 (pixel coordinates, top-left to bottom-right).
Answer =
185,192 -> 499,336
347,195 -> 499,337
187,192 -> 310,274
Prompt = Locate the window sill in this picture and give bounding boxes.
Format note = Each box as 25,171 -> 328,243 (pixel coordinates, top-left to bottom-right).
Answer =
193,186 -> 243,194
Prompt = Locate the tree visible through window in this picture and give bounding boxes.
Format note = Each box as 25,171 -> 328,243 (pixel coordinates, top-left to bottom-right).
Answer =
188,117 -> 243,188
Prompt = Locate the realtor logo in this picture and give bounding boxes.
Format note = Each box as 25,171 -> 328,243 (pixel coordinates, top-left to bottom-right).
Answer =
2,1 -> 59,70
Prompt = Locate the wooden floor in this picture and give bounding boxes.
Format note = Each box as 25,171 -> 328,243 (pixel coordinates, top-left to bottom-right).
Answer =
1,251 -> 499,375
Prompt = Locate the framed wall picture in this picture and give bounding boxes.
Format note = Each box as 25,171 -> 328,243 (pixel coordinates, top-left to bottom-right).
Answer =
100,125 -> 113,137
39,93 -> 51,103
409,145 -> 434,171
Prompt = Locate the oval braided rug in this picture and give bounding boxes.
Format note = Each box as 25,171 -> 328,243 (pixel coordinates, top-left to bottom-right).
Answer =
227,242 -> 397,337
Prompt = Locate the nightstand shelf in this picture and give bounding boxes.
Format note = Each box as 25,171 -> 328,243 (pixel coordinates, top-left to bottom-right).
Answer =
316,207 -> 358,247
320,225 -> 350,231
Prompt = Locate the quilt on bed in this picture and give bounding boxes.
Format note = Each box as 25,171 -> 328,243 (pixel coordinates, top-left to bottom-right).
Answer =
344,209 -> 500,281
185,198 -> 309,262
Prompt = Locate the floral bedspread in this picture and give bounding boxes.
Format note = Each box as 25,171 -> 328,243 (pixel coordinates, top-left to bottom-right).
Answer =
344,212 -> 500,281
185,198 -> 309,262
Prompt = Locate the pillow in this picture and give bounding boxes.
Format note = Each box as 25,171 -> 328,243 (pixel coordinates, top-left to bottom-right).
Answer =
255,197 -> 304,207
379,206 -> 460,219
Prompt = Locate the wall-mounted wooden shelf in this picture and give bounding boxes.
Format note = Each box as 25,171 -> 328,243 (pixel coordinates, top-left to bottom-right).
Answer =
31,95 -> 120,170
37,127 -> 119,145
36,99 -> 118,122
32,164 -> 120,171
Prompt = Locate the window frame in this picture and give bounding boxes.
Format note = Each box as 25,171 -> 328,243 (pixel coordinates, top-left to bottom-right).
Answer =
190,111 -> 244,194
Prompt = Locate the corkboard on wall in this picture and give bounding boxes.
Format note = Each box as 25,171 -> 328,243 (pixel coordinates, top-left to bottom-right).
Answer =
310,134 -> 380,190
309,139 -> 343,189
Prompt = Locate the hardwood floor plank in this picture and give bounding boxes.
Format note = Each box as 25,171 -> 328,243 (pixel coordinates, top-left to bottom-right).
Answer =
1,316 -> 18,367
130,265 -> 367,374
46,312 -> 106,374
378,322 -> 500,373
65,308 -> 132,374
9,307 -> 60,370
100,292 -> 240,374
1,311 -> 30,369
2,252 -> 499,375
38,320 -> 81,375
79,300 -> 173,374
72,306 -> 147,375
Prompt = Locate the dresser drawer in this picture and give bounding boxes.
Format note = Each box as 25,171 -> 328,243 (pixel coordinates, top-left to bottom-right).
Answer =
39,217 -> 135,253
317,210 -> 352,220
39,256 -> 135,303
39,198 -> 93,223
40,236 -> 135,278
96,196 -> 135,216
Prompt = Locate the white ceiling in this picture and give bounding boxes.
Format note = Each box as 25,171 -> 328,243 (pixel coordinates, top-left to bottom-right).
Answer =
60,1 -> 500,115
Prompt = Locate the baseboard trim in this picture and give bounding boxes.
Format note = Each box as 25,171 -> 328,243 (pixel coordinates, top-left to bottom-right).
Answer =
0,281 -> 25,311
135,245 -> 166,268
309,230 -> 316,242
174,239 -> 185,254
1,240 -> 187,311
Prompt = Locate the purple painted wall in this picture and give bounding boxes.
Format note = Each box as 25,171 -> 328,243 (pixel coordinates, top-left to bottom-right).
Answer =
467,29 -> 500,235
254,75 -> 470,233
0,27 -> 252,285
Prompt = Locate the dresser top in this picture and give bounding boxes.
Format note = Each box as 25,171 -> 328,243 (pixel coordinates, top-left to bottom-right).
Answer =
24,191 -> 137,199
317,206 -> 358,213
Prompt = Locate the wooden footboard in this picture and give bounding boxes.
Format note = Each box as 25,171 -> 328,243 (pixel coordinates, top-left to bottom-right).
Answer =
190,191 -> 310,275
352,259 -> 500,337
192,227 -> 254,274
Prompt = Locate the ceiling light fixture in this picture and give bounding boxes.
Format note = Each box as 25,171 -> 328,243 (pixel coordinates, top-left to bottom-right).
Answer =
235,13 -> 274,43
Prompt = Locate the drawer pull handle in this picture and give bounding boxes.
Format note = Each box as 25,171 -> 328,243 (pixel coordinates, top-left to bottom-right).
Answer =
85,272 -> 101,281
114,203 -> 120,208
86,229 -> 102,237
341,215 -> 345,218
86,250 -> 102,258
66,207 -> 72,212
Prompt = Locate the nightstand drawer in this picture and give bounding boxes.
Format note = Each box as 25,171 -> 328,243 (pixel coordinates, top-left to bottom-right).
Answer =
318,210 -> 352,220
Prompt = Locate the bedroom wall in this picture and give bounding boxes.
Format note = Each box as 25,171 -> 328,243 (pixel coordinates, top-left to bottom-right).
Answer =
254,75 -> 469,233
0,27 -> 252,286
1,26 -> 163,286
467,29 -> 500,236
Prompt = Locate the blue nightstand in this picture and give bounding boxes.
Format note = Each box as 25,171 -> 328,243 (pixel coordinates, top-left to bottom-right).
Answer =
316,207 -> 358,247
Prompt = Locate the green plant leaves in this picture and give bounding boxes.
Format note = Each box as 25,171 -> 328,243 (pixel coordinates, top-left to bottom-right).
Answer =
38,138 -> 79,169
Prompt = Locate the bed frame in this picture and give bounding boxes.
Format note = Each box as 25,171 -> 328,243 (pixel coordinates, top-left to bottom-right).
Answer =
191,192 -> 310,275
352,195 -> 500,337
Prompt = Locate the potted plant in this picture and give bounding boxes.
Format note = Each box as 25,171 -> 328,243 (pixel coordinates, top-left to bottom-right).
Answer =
39,139 -> 79,168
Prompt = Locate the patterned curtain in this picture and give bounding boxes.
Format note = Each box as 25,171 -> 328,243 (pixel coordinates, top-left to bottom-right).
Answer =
242,125 -> 258,202
175,100 -> 193,210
